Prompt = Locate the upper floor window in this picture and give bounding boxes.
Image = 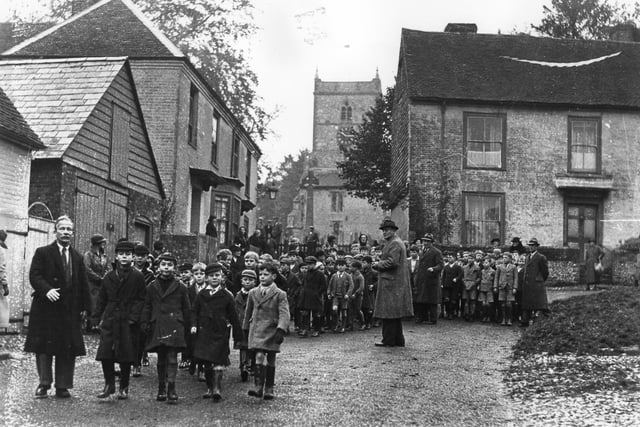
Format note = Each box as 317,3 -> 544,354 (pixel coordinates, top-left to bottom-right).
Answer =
340,104 -> 352,122
211,111 -> 219,165
231,132 -> 240,178
569,117 -> 600,173
188,84 -> 199,147
245,149 -> 252,198
462,192 -> 503,246
331,192 -> 344,213
464,113 -> 505,170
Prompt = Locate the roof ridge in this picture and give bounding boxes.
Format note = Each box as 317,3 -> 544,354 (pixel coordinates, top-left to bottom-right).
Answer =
3,0 -> 184,58
0,56 -> 128,65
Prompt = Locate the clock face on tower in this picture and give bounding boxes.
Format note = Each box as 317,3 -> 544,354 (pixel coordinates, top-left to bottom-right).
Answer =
337,126 -> 355,145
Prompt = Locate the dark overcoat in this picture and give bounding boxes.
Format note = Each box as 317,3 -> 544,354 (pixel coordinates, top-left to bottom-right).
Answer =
361,267 -> 378,310
24,242 -> 91,357
584,244 -> 604,284
192,288 -> 242,365
235,290 -> 250,349
95,268 -> 146,362
299,268 -> 327,312
415,246 -> 444,304
373,235 -> 413,319
243,284 -> 290,353
521,251 -> 549,310
141,277 -> 191,351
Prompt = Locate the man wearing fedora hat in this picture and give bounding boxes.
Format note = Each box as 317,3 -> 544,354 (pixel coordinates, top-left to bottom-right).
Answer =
521,238 -> 549,326
372,217 -> 413,347
84,234 -> 109,333
415,233 -> 443,325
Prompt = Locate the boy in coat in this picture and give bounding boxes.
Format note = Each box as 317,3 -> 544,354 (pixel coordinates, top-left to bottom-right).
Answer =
347,261 -> 365,331
235,269 -> 257,382
244,262 -> 290,400
441,252 -> 463,319
494,252 -> 518,326
95,241 -> 146,400
141,252 -> 191,404
328,259 -> 353,333
191,263 -> 243,402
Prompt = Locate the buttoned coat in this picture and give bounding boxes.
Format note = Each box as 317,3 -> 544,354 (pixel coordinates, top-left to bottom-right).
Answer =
192,287 -> 242,365
522,251 -> 549,310
141,277 -> 191,351
24,241 -> 92,357
415,246 -> 444,304
94,268 -> 146,362
373,235 -> 414,319
299,268 -> 327,312
243,284 -> 290,353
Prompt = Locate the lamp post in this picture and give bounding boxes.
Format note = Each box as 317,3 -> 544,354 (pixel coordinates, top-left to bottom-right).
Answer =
266,181 -> 279,200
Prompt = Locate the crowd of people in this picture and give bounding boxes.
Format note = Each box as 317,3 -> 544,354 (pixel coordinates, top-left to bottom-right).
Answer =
21,214 -> 551,406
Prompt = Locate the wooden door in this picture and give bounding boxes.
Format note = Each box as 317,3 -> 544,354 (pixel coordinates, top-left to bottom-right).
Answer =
566,203 -> 598,261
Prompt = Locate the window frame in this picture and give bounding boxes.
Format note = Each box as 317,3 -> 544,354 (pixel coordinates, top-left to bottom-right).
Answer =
211,111 -> 219,166
461,191 -> 505,246
214,194 -> 230,246
230,132 -> 240,178
245,149 -> 252,198
567,116 -> 601,174
463,112 -> 507,171
331,191 -> 344,213
188,84 -> 199,148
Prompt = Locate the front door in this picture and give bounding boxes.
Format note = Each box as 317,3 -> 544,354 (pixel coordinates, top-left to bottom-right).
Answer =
566,203 -> 598,260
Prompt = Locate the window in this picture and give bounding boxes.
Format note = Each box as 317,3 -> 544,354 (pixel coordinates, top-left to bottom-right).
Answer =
232,198 -> 241,242
462,192 -> 504,246
110,103 -> 130,185
245,149 -> 252,198
214,195 -> 230,246
133,218 -> 151,248
340,104 -> 353,122
190,188 -> 202,234
464,113 -> 505,169
231,132 -> 240,178
211,112 -> 219,165
188,84 -> 199,147
569,117 -> 600,173
331,192 -> 343,212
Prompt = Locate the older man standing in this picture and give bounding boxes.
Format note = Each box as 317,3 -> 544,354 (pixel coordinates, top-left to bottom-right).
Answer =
24,215 -> 92,398
373,217 -> 413,347
521,238 -> 549,327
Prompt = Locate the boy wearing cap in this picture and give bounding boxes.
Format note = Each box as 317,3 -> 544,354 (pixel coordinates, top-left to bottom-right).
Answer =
298,256 -> 327,338
279,257 -> 302,331
494,252 -> 518,326
141,253 -> 191,404
84,234 -> 108,333
191,263 -> 243,402
462,254 -> 481,321
348,261 -> 366,331
478,257 -> 495,323
95,241 -> 147,400
441,252 -> 463,319
235,269 -> 257,381
244,262 -> 290,400
328,259 -> 353,333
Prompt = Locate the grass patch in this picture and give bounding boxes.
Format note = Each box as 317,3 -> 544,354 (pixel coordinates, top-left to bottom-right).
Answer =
513,287 -> 640,356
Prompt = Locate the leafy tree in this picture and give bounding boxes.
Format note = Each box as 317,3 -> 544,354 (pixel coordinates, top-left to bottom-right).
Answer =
337,86 -> 396,210
532,0 -> 638,40
11,0 -> 273,141
255,150 -> 309,228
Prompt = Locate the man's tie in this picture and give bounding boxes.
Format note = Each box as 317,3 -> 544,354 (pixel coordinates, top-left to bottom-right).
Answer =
62,247 -> 72,286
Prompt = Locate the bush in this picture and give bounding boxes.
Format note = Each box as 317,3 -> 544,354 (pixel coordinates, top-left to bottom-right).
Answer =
513,287 -> 640,356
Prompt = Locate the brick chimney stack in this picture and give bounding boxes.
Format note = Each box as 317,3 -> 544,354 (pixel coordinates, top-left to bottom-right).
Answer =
444,23 -> 478,34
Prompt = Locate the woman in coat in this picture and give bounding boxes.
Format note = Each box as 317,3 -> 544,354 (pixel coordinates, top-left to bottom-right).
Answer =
521,238 -> 549,326
94,241 -> 146,399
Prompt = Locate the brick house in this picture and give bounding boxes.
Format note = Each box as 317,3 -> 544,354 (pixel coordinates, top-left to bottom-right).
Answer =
288,73 -> 385,245
3,0 -> 261,258
392,24 -> 640,260
0,57 -> 165,254
0,86 -> 44,329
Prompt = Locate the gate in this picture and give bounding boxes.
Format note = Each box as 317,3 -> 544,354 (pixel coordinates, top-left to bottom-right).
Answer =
22,216 -> 55,328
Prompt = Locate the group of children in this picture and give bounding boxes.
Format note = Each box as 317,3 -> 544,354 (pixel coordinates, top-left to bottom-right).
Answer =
92,242 -> 289,404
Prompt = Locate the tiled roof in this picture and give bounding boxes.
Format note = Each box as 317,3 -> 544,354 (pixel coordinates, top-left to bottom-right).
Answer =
0,86 -> 43,149
400,28 -> 640,109
0,57 -> 125,158
3,0 -> 182,58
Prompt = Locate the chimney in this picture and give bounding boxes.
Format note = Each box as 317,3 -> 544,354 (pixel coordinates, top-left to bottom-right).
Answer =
0,22 -> 14,53
444,23 -> 477,34
609,22 -> 640,42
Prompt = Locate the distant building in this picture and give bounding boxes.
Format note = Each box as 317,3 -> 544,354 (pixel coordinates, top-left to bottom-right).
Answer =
392,24 -> 640,258
289,72 -> 384,246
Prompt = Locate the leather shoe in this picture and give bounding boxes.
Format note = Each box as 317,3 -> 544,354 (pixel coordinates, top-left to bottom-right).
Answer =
117,388 -> 129,400
374,342 -> 393,347
97,383 -> 115,399
35,385 -> 49,398
55,388 -> 71,398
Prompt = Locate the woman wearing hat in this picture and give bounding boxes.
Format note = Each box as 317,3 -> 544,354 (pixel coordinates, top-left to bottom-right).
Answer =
373,218 -> 413,347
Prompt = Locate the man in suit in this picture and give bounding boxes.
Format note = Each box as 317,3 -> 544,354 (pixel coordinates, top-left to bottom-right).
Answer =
372,217 -> 413,347
521,238 -> 549,326
415,233 -> 444,324
24,215 -> 92,398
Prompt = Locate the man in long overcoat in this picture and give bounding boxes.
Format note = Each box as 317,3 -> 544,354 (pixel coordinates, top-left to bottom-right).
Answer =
24,215 -> 92,399
373,218 -> 413,347
95,241 -> 146,400
415,233 -> 444,324
521,238 -> 549,326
